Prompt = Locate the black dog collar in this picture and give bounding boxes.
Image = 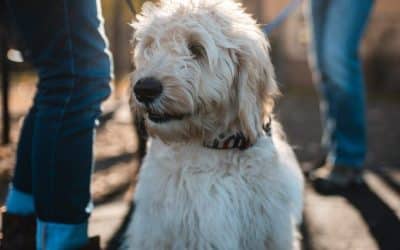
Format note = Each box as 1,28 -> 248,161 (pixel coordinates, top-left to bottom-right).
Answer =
203,117 -> 272,150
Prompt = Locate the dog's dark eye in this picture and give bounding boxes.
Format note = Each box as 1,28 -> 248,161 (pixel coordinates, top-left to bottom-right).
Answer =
189,43 -> 205,58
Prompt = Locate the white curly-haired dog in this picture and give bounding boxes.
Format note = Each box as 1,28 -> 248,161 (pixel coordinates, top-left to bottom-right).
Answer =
127,0 -> 304,249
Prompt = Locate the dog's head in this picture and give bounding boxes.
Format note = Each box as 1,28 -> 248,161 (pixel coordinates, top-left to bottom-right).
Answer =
130,0 -> 278,144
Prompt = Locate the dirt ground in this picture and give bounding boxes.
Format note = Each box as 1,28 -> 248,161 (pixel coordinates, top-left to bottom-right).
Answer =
0,75 -> 399,249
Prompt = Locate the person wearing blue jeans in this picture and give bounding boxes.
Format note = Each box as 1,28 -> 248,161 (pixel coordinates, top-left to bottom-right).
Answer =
308,0 -> 374,192
2,0 -> 112,249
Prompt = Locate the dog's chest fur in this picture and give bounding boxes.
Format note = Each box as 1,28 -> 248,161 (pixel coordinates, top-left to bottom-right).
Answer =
127,136 -> 301,250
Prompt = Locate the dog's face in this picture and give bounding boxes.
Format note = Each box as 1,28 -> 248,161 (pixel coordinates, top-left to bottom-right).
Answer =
130,0 -> 278,143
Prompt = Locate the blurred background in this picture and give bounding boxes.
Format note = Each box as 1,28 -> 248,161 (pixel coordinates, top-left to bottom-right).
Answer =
0,0 -> 399,249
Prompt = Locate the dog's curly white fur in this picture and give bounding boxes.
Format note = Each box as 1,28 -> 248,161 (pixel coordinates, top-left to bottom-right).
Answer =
127,0 -> 304,249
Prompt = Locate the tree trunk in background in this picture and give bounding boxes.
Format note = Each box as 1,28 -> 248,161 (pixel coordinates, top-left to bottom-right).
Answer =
0,35 -> 10,145
112,0 -> 124,82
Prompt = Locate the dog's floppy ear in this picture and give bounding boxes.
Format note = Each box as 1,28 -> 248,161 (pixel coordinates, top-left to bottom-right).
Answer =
234,33 -> 278,143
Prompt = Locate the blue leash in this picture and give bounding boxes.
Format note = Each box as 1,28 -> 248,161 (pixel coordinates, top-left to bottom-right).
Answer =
262,0 -> 303,35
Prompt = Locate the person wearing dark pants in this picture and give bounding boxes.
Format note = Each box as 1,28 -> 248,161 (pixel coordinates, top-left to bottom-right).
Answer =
308,0 -> 374,192
2,0 -> 112,249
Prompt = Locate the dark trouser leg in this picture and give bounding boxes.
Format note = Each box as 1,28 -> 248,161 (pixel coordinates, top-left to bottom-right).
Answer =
6,0 -> 112,248
309,0 -> 373,168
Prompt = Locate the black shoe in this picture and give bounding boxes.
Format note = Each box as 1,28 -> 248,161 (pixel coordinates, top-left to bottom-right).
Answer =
311,165 -> 364,194
80,236 -> 101,250
0,207 -> 36,250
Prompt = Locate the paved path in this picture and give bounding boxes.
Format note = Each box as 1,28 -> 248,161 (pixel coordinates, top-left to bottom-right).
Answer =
1,82 -> 399,249
90,200 -> 130,249
302,171 -> 400,250
90,168 -> 399,249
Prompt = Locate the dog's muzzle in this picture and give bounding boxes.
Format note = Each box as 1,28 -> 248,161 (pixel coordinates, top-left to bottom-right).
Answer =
134,77 -> 189,123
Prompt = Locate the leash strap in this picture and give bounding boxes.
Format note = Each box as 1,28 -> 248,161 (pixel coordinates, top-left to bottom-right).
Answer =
125,0 -> 136,16
262,0 -> 303,34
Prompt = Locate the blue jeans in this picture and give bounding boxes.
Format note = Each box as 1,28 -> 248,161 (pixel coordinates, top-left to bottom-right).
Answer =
309,0 -> 374,169
7,0 -> 112,224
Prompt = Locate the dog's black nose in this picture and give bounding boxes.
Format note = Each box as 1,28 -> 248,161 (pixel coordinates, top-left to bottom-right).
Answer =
134,77 -> 163,104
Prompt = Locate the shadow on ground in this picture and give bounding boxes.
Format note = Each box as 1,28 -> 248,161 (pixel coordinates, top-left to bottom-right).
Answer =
341,184 -> 400,250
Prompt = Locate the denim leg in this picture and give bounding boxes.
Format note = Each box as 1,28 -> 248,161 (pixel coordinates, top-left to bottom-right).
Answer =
5,185 -> 35,215
12,108 -> 36,194
7,0 -> 112,225
308,0 -> 332,150
310,0 -> 373,168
